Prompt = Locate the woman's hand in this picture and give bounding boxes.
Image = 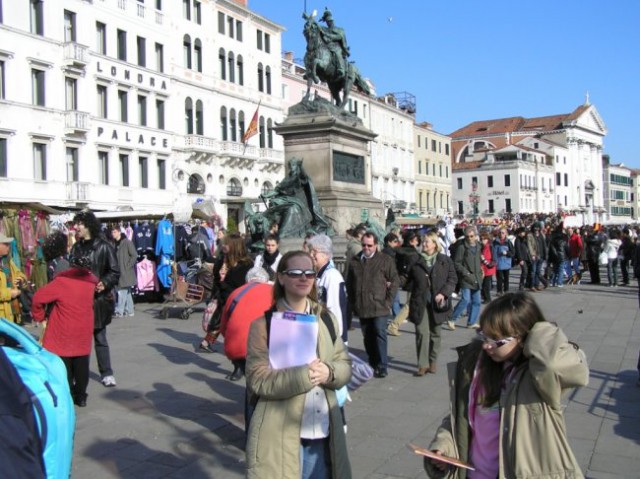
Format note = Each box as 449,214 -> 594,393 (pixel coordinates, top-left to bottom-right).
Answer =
308,359 -> 331,386
10,288 -> 21,299
430,450 -> 448,471
434,293 -> 444,304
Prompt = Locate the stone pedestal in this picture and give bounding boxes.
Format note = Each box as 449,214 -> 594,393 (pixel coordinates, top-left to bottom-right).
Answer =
274,113 -> 382,236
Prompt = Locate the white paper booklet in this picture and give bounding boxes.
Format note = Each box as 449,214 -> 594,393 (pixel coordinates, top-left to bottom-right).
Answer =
269,311 -> 318,369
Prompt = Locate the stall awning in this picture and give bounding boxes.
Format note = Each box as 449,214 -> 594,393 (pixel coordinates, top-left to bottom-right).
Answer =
0,202 -> 63,214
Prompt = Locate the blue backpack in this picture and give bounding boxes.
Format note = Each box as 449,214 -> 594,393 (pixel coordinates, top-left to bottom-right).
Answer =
0,318 -> 75,479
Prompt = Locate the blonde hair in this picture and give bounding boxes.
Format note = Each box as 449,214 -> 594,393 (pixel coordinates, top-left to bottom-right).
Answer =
422,231 -> 443,253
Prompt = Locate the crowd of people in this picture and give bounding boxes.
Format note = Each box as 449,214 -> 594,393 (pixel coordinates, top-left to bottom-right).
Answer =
4,205 -> 639,477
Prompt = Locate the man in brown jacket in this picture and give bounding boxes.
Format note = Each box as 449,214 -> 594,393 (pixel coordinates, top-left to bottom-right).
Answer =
346,232 -> 399,378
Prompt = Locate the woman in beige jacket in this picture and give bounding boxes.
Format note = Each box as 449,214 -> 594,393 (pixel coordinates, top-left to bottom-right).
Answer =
425,292 -> 589,479
245,250 -> 352,479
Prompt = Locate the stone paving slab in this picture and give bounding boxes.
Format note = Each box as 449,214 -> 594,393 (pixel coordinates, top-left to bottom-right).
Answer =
21,271 -> 640,478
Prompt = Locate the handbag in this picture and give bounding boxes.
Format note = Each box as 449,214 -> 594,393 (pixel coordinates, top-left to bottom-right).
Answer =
598,251 -> 608,266
347,352 -> 374,391
201,300 -> 217,332
433,296 -> 452,313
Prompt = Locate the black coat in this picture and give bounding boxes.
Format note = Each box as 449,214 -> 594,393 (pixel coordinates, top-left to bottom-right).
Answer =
514,236 -> 531,263
408,254 -> 457,325
70,236 -> 120,329
548,232 -> 569,263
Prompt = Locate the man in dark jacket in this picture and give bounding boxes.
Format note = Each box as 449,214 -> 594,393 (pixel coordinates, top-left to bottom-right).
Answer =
71,210 -> 120,387
346,232 -> 399,378
448,226 -> 483,330
111,226 -> 137,317
526,225 -> 547,291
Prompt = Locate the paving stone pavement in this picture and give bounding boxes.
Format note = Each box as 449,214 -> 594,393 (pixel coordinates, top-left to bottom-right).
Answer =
25,274 -> 640,478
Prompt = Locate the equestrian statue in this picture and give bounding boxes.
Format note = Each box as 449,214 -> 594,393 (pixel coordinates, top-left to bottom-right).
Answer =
303,9 -> 371,109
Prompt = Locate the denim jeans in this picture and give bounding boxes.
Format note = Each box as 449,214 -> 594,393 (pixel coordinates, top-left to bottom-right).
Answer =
115,287 -> 134,316
569,257 -> 581,277
391,290 -> 402,317
530,259 -> 543,288
360,316 -> 389,371
451,288 -> 481,326
607,258 -> 619,286
551,261 -> 567,286
301,438 -> 331,479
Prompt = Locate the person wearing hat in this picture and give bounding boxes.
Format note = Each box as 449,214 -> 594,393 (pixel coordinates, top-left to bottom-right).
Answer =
0,233 -> 27,323
319,8 -> 350,78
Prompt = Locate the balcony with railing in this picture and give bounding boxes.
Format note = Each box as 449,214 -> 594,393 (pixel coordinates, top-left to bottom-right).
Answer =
63,42 -> 90,68
179,135 -> 283,167
65,111 -> 91,134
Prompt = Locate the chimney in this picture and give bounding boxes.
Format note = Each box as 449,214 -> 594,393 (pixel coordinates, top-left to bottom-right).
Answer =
284,51 -> 294,61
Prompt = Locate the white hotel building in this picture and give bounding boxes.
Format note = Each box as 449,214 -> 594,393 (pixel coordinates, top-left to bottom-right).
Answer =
0,0 -> 285,226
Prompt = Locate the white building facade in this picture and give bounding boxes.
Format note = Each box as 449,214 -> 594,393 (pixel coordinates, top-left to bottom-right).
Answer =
450,103 -> 608,224
0,0 -> 285,228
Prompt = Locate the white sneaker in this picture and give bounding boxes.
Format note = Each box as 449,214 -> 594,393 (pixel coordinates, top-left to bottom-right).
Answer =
101,375 -> 117,387
447,321 -> 456,330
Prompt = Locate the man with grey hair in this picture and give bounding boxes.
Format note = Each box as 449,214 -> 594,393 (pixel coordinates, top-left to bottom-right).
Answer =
219,266 -> 273,382
448,225 -> 483,330
307,234 -> 348,342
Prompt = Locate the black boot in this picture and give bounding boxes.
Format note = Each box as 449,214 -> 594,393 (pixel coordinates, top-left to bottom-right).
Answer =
228,366 -> 244,382
74,393 -> 87,407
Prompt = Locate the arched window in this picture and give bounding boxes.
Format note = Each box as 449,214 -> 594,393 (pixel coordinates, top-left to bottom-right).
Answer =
265,66 -> 272,95
220,106 -> 228,141
194,38 -> 202,73
227,178 -> 242,197
267,118 -> 273,148
257,63 -> 264,92
218,48 -> 226,80
229,109 -> 237,142
261,181 -> 273,196
185,97 -> 194,134
259,116 -> 266,148
237,55 -> 244,85
228,52 -> 235,83
187,173 -> 205,194
183,34 -> 192,69
239,111 -> 246,140
195,100 -> 203,135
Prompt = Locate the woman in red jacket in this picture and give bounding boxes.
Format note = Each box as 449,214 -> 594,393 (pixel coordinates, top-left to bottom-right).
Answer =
32,256 -> 99,407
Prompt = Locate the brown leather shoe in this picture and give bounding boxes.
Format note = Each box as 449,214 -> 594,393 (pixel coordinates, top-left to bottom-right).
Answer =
414,367 -> 429,377
427,363 -> 437,374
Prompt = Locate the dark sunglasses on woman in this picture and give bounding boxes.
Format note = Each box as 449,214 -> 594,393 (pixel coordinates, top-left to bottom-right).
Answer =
282,269 -> 317,279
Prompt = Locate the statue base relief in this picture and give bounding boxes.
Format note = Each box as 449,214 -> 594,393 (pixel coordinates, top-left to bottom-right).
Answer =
275,109 -> 381,237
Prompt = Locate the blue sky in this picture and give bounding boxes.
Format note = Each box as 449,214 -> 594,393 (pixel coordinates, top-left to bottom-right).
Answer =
249,0 -> 640,167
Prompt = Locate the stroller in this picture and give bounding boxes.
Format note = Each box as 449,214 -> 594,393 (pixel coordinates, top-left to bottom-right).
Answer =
159,258 -> 214,320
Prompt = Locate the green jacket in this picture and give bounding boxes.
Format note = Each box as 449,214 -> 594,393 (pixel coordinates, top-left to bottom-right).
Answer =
453,241 -> 482,290
245,300 -> 352,479
425,321 -> 588,479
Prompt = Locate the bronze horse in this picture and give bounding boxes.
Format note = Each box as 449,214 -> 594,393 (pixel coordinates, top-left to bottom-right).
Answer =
302,13 -> 370,109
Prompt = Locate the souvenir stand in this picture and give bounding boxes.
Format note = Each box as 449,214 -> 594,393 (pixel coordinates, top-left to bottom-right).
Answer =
0,201 -> 61,290
94,204 -> 215,320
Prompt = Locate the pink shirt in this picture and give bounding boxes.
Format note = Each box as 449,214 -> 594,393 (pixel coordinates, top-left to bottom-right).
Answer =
468,361 -> 500,479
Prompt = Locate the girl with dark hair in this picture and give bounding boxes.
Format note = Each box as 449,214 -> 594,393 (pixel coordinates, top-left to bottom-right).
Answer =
424,292 -> 588,478
199,232 -> 254,352
245,251 -> 352,478
43,230 -> 70,281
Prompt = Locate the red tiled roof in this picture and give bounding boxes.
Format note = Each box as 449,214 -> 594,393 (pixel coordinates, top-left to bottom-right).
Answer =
449,104 -> 591,139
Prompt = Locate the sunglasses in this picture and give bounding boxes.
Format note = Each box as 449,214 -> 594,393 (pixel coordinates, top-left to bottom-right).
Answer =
282,269 -> 317,279
477,331 -> 516,349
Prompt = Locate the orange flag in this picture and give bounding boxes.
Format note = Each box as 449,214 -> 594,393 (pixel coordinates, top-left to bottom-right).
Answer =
242,102 -> 260,143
